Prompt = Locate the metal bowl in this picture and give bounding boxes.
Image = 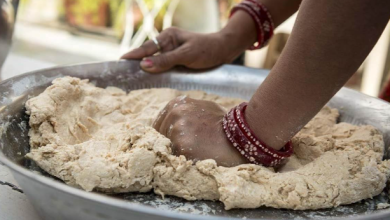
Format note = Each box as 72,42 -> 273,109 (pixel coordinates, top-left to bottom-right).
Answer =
1,60 -> 390,220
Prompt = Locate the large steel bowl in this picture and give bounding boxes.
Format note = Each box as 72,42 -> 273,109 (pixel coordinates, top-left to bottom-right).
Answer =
1,60 -> 390,220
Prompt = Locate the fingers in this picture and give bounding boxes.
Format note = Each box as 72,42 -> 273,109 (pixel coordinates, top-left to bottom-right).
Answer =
153,96 -> 190,134
153,102 -> 172,133
121,40 -> 159,60
121,27 -> 191,73
121,27 -> 183,60
140,48 -> 187,73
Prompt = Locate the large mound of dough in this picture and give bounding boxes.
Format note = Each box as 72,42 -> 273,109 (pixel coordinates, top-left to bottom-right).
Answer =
26,77 -> 390,210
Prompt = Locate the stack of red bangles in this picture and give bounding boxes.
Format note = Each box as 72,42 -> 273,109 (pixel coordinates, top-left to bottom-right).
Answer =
230,0 -> 275,50
226,1 -> 292,166
222,103 -> 294,167
380,79 -> 390,102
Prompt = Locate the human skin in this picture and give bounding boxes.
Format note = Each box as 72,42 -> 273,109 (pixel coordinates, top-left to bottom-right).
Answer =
122,0 -> 390,166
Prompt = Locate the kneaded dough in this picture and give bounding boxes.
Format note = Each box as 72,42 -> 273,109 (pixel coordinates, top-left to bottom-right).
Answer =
25,77 -> 390,210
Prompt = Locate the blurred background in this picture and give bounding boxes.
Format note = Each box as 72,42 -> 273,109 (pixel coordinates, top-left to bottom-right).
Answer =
1,0 -> 390,97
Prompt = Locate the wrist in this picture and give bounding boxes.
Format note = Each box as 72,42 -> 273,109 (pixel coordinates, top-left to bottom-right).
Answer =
222,102 -> 293,166
216,10 -> 258,61
245,101 -> 286,151
212,30 -> 246,63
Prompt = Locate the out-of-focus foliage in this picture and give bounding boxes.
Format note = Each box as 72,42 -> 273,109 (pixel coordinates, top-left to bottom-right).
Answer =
61,0 -> 169,39
18,0 -> 237,40
64,0 -> 110,27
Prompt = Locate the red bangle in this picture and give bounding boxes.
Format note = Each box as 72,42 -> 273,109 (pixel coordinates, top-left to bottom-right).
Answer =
379,78 -> 390,102
229,0 -> 274,50
222,102 -> 293,167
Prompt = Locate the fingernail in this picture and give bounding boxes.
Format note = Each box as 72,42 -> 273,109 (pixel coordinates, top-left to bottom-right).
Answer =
141,59 -> 153,68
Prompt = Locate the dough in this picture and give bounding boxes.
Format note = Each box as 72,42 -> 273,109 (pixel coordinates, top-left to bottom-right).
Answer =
25,77 -> 390,210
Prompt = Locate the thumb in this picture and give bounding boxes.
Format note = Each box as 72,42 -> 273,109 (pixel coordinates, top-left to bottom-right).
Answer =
140,49 -> 186,73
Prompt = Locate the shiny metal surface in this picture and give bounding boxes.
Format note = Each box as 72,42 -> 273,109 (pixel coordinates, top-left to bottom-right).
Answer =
1,60 -> 390,220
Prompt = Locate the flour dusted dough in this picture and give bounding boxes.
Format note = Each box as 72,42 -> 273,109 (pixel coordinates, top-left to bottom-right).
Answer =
26,77 -> 390,210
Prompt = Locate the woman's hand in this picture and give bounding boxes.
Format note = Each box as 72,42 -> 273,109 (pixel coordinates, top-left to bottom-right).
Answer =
121,27 -> 241,73
153,96 -> 247,167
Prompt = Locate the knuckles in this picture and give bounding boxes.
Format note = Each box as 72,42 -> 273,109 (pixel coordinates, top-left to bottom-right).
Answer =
156,55 -> 171,68
167,96 -> 190,108
171,136 -> 195,157
164,26 -> 180,34
160,27 -> 182,49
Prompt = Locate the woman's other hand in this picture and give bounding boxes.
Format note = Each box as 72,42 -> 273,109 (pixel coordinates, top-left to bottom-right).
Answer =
121,27 -> 241,73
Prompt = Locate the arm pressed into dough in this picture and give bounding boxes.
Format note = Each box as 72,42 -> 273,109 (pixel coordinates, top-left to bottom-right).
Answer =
246,0 -> 390,150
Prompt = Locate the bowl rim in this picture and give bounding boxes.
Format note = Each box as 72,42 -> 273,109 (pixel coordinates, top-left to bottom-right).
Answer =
1,60 -> 390,220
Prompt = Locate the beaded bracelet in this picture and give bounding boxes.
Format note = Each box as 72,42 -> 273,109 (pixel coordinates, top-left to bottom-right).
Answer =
229,0 -> 275,50
222,102 -> 293,166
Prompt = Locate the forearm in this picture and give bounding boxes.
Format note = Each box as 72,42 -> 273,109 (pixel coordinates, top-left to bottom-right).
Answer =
246,0 -> 390,150
219,0 -> 301,60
